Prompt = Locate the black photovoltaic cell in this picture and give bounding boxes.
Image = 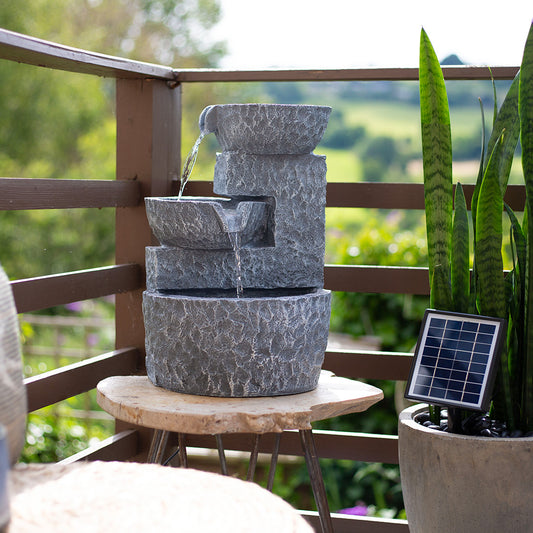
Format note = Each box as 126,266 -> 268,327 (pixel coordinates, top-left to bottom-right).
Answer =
405,310 -> 505,411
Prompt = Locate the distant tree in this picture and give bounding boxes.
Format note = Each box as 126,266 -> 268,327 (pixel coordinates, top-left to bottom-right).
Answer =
320,109 -> 366,149
0,0 -> 225,174
0,0 -> 227,278
263,82 -> 305,104
363,136 -> 397,166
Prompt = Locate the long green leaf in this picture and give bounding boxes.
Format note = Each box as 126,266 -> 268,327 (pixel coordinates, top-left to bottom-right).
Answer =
489,67 -> 497,130
420,28 -> 453,309
451,183 -> 470,313
504,203 -> 526,425
471,99 -> 486,240
469,99 -> 487,313
476,135 -> 511,423
519,20 -> 533,432
475,136 -> 506,319
431,264 -> 453,311
505,204 -> 527,291
485,74 -> 520,195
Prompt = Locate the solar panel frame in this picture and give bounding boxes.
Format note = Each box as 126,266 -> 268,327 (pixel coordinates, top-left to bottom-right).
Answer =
405,309 -> 506,412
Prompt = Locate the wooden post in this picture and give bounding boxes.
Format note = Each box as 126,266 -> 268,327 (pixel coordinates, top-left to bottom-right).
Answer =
115,77 -> 181,458
115,77 -> 181,356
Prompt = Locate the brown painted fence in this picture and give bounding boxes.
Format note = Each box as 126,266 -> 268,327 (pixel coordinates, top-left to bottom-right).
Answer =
0,27 -> 522,532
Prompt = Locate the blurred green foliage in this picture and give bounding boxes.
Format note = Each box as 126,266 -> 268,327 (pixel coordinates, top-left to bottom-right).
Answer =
20,297 -> 116,462
329,213 -> 429,351
21,397 -> 114,463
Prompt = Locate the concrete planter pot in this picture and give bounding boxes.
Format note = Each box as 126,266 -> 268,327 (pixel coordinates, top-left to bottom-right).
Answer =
399,404 -> 533,533
143,288 -> 331,397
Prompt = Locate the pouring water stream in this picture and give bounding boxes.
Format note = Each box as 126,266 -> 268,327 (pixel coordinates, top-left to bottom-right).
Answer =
179,131 -> 243,297
228,231 -> 244,298
178,132 -> 205,200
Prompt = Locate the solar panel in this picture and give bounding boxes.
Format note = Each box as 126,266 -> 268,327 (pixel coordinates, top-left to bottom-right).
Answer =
405,309 -> 506,411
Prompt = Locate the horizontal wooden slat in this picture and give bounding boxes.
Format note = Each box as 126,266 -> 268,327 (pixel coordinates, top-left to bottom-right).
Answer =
302,511 -> 409,533
0,28 -> 175,80
59,429 -> 139,464
176,180 -> 215,197
175,65 -> 518,83
312,430 -> 398,464
324,350 -> 413,381
11,264 -> 143,313
327,182 -> 425,209
0,27 -> 518,86
182,181 -> 526,211
183,429 -> 398,464
327,182 -> 525,210
325,265 -> 430,295
25,348 -> 141,412
0,178 -> 141,210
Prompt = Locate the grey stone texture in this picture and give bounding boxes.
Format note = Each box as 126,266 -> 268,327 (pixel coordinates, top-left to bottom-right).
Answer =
200,103 -> 331,154
145,197 -> 268,250
146,152 -> 327,290
143,289 -> 331,397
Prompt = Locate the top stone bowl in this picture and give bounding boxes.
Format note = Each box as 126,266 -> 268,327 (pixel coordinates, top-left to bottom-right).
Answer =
199,104 -> 331,155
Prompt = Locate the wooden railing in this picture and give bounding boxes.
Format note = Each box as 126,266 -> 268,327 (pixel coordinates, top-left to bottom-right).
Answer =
0,27 -> 522,532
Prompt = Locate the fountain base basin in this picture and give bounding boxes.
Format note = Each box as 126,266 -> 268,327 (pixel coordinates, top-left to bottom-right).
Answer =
143,288 -> 331,397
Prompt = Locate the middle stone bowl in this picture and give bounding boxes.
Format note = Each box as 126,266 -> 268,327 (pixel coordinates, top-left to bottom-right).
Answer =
145,197 -> 268,250
143,288 -> 332,397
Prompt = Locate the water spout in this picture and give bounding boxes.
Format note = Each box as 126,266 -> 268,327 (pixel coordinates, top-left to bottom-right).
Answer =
176,105 -> 218,200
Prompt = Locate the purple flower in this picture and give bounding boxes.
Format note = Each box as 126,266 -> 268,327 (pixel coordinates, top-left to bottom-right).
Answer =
338,505 -> 368,516
65,301 -> 83,312
87,333 -> 99,347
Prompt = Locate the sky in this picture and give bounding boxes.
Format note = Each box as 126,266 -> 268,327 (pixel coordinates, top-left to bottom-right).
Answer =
211,0 -> 533,69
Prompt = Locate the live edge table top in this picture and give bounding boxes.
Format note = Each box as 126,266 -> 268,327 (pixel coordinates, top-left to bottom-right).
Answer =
97,371 -> 383,435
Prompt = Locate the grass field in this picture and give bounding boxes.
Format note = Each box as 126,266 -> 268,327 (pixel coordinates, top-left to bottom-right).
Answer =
317,147 -> 361,182
333,99 -> 491,148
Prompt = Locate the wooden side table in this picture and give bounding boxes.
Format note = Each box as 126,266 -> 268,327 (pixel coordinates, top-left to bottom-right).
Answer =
97,371 -> 383,533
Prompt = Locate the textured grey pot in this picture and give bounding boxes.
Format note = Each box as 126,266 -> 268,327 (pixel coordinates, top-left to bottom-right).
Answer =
399,404 -> 533,533
200,103 -> 331,154
143,288 -> 331,397
145,197 -> 268,250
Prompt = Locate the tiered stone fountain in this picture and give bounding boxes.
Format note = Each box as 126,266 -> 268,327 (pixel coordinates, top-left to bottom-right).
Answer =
143,103 -> 332,397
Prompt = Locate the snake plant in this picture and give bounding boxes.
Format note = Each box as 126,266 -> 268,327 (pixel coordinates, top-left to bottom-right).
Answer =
419,22 -> 533,433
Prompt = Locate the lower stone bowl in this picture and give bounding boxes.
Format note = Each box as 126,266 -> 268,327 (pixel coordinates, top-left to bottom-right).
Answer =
145,197 -> 268,250
143,288 -> 331,397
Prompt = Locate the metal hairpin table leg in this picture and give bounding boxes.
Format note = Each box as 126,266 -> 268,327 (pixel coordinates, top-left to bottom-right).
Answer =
162,433 -> 188,466
299,429 -> 333,533
246,434 -> 261,481
216,434 -> 228,475
267,433 -> 282,492
147,429 -> 169,464
178,433 -> 188,467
